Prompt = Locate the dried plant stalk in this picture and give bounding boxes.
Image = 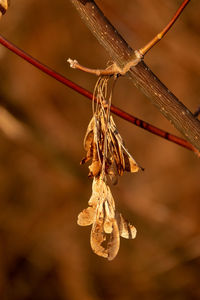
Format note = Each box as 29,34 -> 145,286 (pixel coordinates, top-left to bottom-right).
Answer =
78,76 -> 140,260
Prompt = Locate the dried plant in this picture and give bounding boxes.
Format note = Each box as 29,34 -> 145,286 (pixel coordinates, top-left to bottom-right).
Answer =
67,0 -> 199,260
78,76 -> 141,260
78,177 -> 136,260
81,76 -> 141,181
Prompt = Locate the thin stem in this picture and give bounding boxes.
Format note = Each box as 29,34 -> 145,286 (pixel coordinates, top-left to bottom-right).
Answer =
67,53 -> 142,76
0,34 -> 198,155
139,0 -> 191,56
68,58 -> 117,76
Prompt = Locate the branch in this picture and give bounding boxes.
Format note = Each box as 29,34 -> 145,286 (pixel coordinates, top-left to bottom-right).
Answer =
70,0 -> 200,151
0,36 -> 199,156
0,35 -> 198,156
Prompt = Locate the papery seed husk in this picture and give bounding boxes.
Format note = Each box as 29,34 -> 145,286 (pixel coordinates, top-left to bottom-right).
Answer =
77,206 -> 96,226
107,219 -> 120,261
90,217 -> 108,259
83,116 -> 94,151
106,159 -> 118,185
103,200 -> 115,233
88,160 -> 101,177
117,213 -> 137,239
124,151 -> 140,173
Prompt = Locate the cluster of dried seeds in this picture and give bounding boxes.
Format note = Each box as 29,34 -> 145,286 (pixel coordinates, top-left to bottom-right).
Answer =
78,76 -> 141,260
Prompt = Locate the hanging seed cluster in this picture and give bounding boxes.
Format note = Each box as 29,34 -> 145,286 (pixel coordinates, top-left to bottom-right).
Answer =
78,76 -> 141,260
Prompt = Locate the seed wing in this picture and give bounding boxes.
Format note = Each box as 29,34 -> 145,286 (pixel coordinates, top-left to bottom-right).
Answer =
122,146 -> 140,173
77,206 -> 96,226
117,213 -> 137,239
90,205 -> 108,259
83,116 -> 94,151
109,116 -> 140,174
107,219 -> 120,261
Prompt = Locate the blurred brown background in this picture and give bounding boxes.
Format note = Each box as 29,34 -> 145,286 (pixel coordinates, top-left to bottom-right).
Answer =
0,0 -> 200,299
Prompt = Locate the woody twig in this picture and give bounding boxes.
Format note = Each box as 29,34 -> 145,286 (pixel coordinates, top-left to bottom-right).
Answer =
0,35 -> 198,155
69,1 -> 191,76
67,50 -> 142,76
70,0 -> 200,152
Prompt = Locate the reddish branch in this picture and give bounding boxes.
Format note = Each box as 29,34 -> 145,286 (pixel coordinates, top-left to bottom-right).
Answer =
0,35 -> 198,155
70,0 -> 200,152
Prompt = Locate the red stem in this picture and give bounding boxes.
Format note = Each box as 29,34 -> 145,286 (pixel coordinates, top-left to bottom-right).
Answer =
140,0 -> 191,55
161,0 -> 191,39
0,35 -> 197,154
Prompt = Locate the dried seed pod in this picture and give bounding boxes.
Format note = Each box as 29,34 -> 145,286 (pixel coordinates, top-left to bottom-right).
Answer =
90,217 -> 108,259
88,159 -> 101,177
116,213 -> 137,239
81,112 -> 141,180
77,206 -> 96,226
109,116 -> 140,174
78,75 -> 140,260
107,219 -> 120,261
77,177 -> 137,260
83,116 -> 94,151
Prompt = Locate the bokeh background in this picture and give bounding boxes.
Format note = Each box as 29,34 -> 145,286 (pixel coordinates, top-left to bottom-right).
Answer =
0,0 -> 200,299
